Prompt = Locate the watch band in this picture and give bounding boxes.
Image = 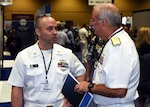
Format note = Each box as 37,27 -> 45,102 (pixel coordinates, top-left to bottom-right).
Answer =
88,82 -> 95,93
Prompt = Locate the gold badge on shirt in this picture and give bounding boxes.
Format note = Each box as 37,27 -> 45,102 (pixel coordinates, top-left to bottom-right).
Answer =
111,36 -> 121,46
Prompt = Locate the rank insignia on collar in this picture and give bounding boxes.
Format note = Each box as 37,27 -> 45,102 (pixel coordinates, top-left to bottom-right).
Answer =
111,36 -> 121,46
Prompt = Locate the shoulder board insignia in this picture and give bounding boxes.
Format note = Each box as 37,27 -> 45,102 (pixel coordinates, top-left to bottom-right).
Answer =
111,36 -> 121,46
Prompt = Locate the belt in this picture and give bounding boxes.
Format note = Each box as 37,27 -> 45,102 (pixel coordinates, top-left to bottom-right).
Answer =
96,101 -> 135,107
46,106 -> 53,107
24,100 -> 63,107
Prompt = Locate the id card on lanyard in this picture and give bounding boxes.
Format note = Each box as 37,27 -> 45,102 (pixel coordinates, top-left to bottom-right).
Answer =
40,82 -> 53,92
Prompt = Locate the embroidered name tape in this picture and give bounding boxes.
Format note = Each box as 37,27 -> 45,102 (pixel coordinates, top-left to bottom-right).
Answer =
30,64 -> 38,68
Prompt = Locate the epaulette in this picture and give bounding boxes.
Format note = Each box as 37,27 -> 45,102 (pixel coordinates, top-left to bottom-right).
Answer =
111,36 -> 121,46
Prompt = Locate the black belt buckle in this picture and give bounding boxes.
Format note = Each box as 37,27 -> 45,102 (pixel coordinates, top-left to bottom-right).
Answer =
47,105 -> 53,107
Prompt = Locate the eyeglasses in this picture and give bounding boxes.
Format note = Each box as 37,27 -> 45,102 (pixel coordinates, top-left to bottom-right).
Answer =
90,19 -> 104,24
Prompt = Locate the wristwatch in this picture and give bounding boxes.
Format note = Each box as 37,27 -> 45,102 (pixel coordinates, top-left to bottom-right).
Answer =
88,82 -> 95,93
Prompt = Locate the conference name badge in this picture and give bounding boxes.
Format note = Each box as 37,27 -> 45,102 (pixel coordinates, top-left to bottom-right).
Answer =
40,83 -> 52,92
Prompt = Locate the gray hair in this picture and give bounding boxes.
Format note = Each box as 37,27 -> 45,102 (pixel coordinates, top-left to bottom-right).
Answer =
96,3 -> 121,27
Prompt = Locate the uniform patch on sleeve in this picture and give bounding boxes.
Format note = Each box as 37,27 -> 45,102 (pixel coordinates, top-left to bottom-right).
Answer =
111,36 -> 121,46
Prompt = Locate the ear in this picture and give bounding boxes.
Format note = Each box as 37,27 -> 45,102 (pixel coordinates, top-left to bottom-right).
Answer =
35,28 -> 40,36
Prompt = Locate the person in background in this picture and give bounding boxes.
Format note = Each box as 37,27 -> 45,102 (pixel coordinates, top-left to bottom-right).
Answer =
8,16 -> 85,107
135,27 -> 150,107
3,29 -> 8,51
78,24 -> 89,65
135,27 -> 150,56
6,29 -> 22,59
129,25 -> 137,42
85,35 -> 104,82
122,24 -> 130,34
85,23 -> 104,82
57,24 -> 70,47
75,3 -> 140,107
136,53 -> 150,107
63,24 -> 75,51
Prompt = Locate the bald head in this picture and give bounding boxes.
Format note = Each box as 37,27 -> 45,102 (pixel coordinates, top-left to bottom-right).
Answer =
35,16 -> 56,29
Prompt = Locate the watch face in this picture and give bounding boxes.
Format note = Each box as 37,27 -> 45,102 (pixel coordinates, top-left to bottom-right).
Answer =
88,83 -> 94,92
88,83 -> 94,88
89,83 -> 94,88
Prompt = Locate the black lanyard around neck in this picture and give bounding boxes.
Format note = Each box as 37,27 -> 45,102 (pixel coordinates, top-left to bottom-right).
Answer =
40,49 -> 53,83
99,28 -> 123,57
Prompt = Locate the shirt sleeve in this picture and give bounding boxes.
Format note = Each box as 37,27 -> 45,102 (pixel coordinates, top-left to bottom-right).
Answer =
8,53 -> 25,87
70,53 -> 86,77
